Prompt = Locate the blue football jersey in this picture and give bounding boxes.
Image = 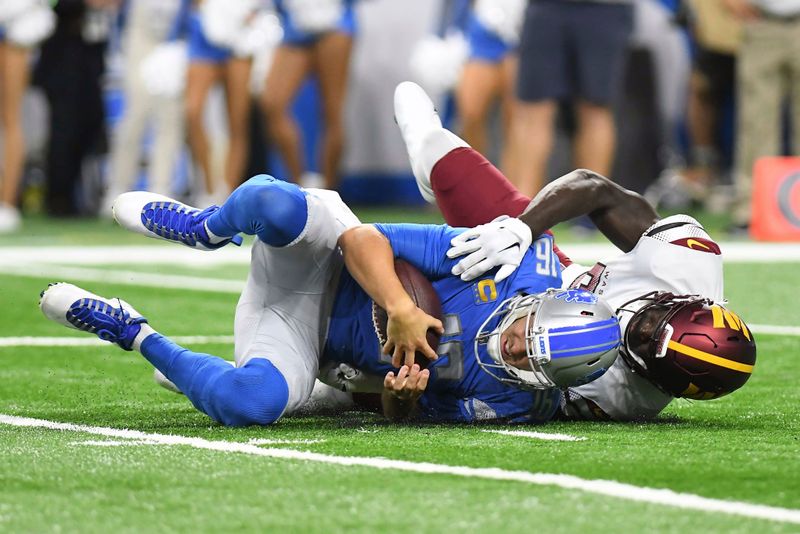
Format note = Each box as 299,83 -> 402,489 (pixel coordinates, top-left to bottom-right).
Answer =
322,223 -> 563,423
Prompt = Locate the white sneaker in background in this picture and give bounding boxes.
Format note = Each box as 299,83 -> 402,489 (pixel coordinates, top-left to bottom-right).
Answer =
0,203 -> 22,233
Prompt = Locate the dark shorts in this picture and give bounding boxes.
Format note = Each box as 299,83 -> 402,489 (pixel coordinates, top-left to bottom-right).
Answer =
516,0 -> 633,105
693,47 -> 735,102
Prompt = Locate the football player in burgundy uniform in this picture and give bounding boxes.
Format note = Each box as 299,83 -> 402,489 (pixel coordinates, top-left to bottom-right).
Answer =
394,81 -> 757,421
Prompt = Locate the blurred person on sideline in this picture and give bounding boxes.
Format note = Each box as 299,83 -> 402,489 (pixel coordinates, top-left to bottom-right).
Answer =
34,0 -> 118,217
724,0 -> 800,231
509,0 -> 633,198
686,0 -> 740,202
631,0 -> 691,175
183,0 -> 256,206
100,0 -> 189,216
646,0 -> 741,210
455,0 -> 525,176
261,0 -> 358,190
0,0 -> 55,231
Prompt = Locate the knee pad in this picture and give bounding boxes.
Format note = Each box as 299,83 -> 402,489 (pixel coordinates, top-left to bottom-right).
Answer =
205,358 -> 290,426
229,175 -> 308,246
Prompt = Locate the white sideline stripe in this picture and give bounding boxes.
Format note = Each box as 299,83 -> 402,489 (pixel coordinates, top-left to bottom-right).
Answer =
2,414 -> 799,525
482,429 -> 586,442
0,335 -> 235,348
0,264 -> 243,293
2,242 -> 800,267
749,324 -> 800,337
0,245 -> 251,267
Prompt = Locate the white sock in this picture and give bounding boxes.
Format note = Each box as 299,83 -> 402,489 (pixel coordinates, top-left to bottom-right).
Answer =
417,128 -> 470,182
203,221 -> 229,245
132,323 -> 157,352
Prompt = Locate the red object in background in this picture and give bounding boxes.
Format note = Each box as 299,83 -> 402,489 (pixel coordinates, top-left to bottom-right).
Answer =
750,157 -> 800,241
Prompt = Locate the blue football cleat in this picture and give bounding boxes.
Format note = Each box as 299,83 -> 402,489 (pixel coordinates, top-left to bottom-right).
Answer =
112,192 -> 243,250
39,283 -> 148,351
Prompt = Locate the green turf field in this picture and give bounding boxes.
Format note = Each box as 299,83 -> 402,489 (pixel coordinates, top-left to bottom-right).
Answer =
1,215 -> 799,533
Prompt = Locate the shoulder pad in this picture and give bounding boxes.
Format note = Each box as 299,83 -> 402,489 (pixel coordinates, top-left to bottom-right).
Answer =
643,215 -> 720,254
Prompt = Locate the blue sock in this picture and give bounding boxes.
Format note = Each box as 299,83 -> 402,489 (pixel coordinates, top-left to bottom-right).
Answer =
205,174 -> 308,247
140,334 -> 289,426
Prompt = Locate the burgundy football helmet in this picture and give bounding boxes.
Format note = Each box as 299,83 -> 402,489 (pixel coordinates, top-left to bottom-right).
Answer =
617,292 -> 756,399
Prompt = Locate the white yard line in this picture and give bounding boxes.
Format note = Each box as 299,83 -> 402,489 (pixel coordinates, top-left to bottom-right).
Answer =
2,414 -> 799,525
749,324 -> 800,337
0,335 -> 234,348
482,429 -> 586,442
0,264 -> 243,293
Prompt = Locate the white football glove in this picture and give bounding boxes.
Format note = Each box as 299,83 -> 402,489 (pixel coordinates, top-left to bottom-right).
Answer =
447,215 -> 532,282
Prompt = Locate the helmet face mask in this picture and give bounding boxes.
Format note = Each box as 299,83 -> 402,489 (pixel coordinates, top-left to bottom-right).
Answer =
616,292 -> 757,399
475,289 -> 621,391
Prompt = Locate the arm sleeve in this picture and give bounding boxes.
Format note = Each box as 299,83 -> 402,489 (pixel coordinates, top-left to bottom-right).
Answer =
373,223 -> 462,280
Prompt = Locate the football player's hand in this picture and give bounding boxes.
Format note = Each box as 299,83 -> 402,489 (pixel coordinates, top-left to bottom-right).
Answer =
447,216 -> 533,282
383,302 -> 443,368
384,364 -> 430,403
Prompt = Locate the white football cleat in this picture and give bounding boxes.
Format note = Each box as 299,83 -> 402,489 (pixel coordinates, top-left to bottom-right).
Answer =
393,82 -> 468,204
39,282 -> 147,351
112,191 -> 242,250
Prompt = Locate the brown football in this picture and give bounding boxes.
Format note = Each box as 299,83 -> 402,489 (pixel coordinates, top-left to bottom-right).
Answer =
371,259 -> 443,368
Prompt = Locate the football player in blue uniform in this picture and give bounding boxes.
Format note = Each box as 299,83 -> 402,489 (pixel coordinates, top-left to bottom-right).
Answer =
39,176 -> 620,426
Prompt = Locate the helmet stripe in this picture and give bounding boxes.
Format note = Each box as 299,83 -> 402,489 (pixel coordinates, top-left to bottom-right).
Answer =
667,340 -> 754,373
550,340 -> 620,358
549,317 -> 619,334
549,319 -> 621,358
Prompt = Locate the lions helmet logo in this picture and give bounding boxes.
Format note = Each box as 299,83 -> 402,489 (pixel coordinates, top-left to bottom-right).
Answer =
553,289 -> 598,305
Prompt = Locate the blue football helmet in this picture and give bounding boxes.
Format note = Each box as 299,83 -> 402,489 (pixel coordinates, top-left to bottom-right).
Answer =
475,288 -> 621,390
